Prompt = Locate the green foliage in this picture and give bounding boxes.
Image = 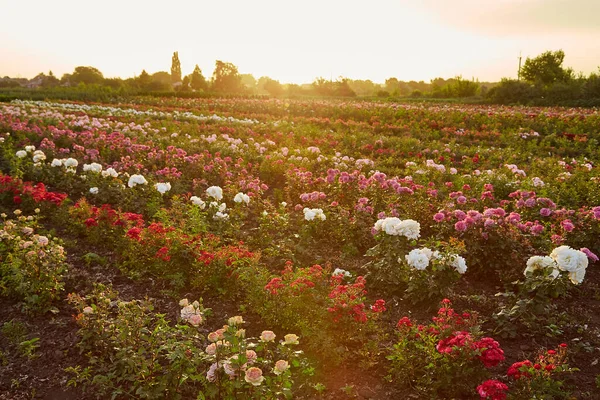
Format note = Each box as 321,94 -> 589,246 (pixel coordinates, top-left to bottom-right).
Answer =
211,61 -> 244,94
311,78 -> 356,97
263,78 -> 285,97
67,284 -> 209,399
171,51 -> 182,84
0,216 -> 67,312
387,300 -> 496,398
190,64 -> 208,91
364,234 -> 466,304
67,284 -> 315,399
520,50 -> 572,86
69,66 -> 105,86
507,345 -> 576,399
1,320 -> 40,359
486,79 -> 541,104
494,266 -> 572,338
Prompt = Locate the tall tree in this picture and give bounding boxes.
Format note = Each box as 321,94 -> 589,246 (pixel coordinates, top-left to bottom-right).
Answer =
262,78 -> 284,96
190,64 -> 208,91
137,70 -> 152,90
70,66 -> 104,85
520,50 -> 572,86
240,73 -> 257,92
211,60 -> 243,93
171,51 -> 182,84
152,71 -> 171,86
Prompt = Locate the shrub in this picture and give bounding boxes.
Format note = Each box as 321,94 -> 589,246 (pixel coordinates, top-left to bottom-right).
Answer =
67,284 -> 315,399
0,214 -> 67,312
388,299 -> 505,398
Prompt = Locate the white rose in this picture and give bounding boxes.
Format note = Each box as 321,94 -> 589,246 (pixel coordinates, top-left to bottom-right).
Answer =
396,219 -> 421,240
568,268 -> 586,285
32,150 -> 46,163
405,249 -> 430,270
128,174 -> 148,188
213,211 -> 229,220
550,246 -> 588,272
64,158 -> 78,168
206,186 -> 223,200
190,196 -> 206,209
101,167 -> 118,178
332,268 -> 351,278
83,162 -> 102,173
154,182 -> 171,194
234,192 -> 250,205
450,254 -> 467,274
524,256 -> 557,276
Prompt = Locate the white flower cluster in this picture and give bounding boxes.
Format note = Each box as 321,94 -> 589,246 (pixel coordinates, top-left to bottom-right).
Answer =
525,246 -> 589,284
405,248 -> 432,270
32,150 -> 46,163
154,182 -> 171,194
179,299 -> 203,327
190,196 -> 206,209
374,217 -> 420,240
13,100 -> 258,125
50,157 -> 79,173
550,246 -> 588,284
83,163 -> 103,173
303,208 -> 326,221
206,186 -> 223,201
332,268 -> 352,278
524,255 -> 559,279
128,174 -> 148,188
404,247 -> 467,274
101,167 -> 119,178
16,147 -> 46,164
233,192 -> 250,205
449,254 -> 468,274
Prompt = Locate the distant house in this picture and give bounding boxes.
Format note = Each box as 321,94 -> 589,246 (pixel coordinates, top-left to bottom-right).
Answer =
172,81 -> 183,89
25,76 -> 44,88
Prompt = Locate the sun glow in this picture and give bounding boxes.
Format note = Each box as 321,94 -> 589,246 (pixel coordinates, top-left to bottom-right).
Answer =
1,0 -> 599,83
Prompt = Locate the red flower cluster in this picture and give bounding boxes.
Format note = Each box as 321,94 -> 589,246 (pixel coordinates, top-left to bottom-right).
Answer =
436,331 -> 472,354
477,379 -> 509,400
370,299 -> 386,313
507,344 -> 568,381
396,316 -> 413,330
0,173 -> 68,206
264,262 -> 324,295
507,360 -> 533,380
265,277 -> 285,295
327,276 -> 385,323
73,201 -> 145,231
432,299 -> 476,332
475,337 -> 505,368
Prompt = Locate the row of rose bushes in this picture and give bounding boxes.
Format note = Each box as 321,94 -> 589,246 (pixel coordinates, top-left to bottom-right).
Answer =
0,174 -> 589,398
1,99 -> 599,397
3,135 -> 599,289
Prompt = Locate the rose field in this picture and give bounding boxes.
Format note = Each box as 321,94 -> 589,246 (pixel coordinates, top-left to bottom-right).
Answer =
1,97 -> 600,399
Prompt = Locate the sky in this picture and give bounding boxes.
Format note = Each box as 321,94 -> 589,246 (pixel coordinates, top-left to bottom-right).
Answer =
1,0 -> 599,84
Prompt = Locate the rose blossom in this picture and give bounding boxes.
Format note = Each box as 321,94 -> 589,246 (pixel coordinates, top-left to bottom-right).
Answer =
244,367 -> 264,386
260,330 -> 276,342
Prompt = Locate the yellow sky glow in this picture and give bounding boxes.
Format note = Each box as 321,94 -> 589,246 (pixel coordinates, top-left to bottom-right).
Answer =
1,0 -> 599,83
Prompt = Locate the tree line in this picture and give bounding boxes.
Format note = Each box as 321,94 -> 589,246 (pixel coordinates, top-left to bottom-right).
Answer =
1,50 -> 599,105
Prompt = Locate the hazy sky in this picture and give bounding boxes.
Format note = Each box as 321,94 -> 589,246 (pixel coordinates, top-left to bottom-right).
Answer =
1,0 -> 599,83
